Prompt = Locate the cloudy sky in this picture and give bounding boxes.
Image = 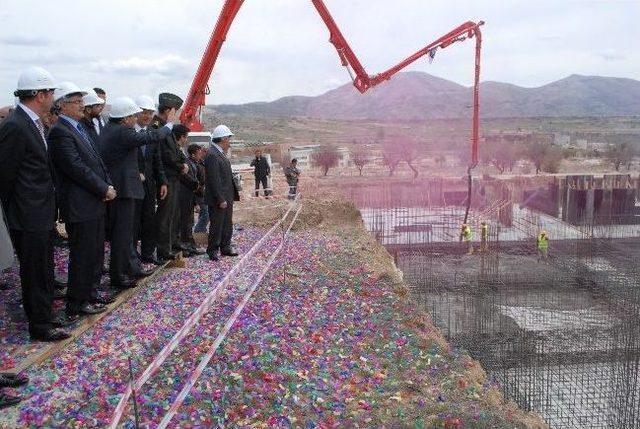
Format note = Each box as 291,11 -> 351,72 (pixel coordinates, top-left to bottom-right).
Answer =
0,0 -> 638,106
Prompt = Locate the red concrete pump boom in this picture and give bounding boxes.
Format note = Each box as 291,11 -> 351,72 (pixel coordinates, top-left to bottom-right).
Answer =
180,0 -> 483,174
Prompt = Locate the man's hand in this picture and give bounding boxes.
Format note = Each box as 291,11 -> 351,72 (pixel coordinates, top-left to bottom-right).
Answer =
139,173 -> 146,182
219,201 -> 228,209
166,108 -> 177,123
181,163 -> 189,174
104,186 -> 117,201
159,184 -> 168,200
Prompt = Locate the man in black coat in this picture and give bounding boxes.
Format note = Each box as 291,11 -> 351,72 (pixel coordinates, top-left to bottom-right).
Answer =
97,97 -> 175,288
153,93 -> 188,260
49,83 -> 114,318
205,125 -> 240,261
178,144 -> 205,255
134,96 -> 168,265
250,148 -> 271,197
0,66 -> 70,342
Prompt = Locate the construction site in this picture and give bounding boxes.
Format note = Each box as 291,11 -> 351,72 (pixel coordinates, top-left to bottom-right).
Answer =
339,173 -> 640,428
2,1 -> 640,428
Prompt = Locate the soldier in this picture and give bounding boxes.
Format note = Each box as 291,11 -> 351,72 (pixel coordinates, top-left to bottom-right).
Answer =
152,93 -> 189,261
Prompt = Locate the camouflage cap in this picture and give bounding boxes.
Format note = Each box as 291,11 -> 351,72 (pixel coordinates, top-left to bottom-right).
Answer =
158,92 -> 183,110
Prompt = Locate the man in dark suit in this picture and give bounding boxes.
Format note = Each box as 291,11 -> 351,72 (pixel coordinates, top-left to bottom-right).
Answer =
0,67 -> 71,342
153,93 -> 188,261
178,144 -> 205,255
79,89 -> 105,143
97,97 -> 175,288
49,82 -> 115,318
205,125 -> 240,261
250,148 -> 271,198
134,96 -> 168,265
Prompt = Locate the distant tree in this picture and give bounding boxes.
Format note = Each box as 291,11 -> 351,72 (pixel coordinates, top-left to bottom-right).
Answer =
606,143 -> 633,172
398,140 -> 420,179
526,140 -> 552,174
351,147 -> 371,176
435,154 -> 446,168
311,145 -> 340,176
482,138 -> 516,174
381,143 -> 401,176
541,146 -> 563,174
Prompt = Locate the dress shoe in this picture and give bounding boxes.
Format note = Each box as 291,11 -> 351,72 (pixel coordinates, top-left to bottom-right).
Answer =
53,287 -> 67,300
208,251 -> 220,261
91,293 -> 116,305
68,302 -> 106,317
30,328 -> 71,342
188,247 -> 206,256
111,277 -> 137,289
130,267 -> 155,278
53,277 -> 67,289
52,313 -> 79,328
141,255 -> 163,265
221,248 -> 239,257
158,251 -> 177,261
0,391 -> 21,409
0,373 -> 29,388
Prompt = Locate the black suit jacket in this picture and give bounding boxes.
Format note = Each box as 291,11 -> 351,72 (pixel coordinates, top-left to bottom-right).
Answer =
152,116 -> 186,179
49,118 -> 112,223
79,117 -> 100,144
97,122 -> 170,200
137,135 -> 167,194
204,146 -> 239,207
0,106 -> 56,231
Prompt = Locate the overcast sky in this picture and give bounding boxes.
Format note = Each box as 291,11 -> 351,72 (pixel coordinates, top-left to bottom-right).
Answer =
1,0 -> 638,106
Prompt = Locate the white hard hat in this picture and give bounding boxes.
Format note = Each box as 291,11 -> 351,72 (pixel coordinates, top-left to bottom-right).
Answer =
135,95 -> 156,111
109,96 -> 143,119
82,89 -> 105,107
15,66 -> 57,93
212,124 -> 234,139
54,82 -> 87,103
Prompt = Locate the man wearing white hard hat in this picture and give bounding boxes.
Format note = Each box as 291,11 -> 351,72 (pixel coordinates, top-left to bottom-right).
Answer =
0,67 -> 72,342
79,89 -> 105,143
97,97 -> 176,289
133,95 -> 167,265
204,125 -> 240,261
49,82 -> 114,319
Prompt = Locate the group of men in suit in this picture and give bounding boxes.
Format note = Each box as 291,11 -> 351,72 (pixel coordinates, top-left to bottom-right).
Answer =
0,67 -> 240,408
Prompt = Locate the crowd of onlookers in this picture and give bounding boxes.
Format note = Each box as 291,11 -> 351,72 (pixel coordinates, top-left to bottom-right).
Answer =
0,66 -> 300,408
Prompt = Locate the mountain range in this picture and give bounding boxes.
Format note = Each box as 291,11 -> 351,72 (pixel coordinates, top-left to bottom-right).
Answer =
213,72 -> 640,120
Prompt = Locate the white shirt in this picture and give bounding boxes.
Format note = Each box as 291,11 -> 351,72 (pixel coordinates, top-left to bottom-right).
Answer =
92,116 -> 105,136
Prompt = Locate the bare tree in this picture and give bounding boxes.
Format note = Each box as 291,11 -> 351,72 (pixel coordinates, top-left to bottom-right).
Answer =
311,145 -> 340,176
435,154 -> 446,168
381,143 -> 401,176
351,147 -> 371,176
606,143 -> 633,172
398,140 -> 420,179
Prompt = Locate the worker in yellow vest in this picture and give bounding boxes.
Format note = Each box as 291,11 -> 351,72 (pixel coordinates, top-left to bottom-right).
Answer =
480,221 -> 489,253
537,230 -> 549,262
460,223 -> 473,254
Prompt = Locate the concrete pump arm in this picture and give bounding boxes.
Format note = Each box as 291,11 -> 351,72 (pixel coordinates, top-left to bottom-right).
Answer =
180,0 -> 483,176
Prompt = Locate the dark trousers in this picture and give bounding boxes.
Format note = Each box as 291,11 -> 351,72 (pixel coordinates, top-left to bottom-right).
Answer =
9,229 -> 54,333
178,186 -> 196,246
140,182 -> 158,258
207,202 -> 233,254
66,218 -> 105,311
109,198 -> 136,283
254,176 -> 269,197
156,176 -> 180,256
